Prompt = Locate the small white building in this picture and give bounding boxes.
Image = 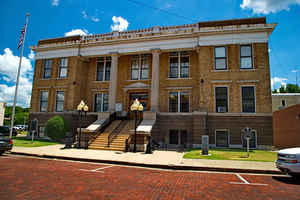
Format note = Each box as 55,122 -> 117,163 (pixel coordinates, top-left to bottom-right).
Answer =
272,93 -> 300,112
0,102 -> 6,126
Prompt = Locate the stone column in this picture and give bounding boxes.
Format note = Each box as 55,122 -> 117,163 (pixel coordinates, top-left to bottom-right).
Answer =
151,49 -> 160,112
108,52 -> 118,112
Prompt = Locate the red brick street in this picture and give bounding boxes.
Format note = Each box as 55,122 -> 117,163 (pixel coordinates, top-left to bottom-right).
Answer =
0,154 -> 299,200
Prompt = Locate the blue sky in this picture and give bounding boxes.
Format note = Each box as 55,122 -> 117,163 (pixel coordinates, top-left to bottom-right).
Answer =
1,0 -> 300,107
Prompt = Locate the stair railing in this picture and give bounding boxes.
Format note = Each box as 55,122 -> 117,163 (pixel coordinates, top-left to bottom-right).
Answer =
107,120 -> 127,147
88,112 -> 116,145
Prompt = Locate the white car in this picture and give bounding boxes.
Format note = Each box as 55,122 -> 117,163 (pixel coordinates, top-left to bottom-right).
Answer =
276,147 -> 300,177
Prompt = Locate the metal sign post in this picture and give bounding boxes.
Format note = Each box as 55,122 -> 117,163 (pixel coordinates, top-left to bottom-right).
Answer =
242,127 -> 252,158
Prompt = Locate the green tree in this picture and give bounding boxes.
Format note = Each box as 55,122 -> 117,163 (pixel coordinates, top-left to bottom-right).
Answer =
45,115 -> 70,142
4,106 -> 29,126
277,84 -> 300,93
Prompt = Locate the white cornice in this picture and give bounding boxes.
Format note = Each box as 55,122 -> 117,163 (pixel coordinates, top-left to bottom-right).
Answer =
35,31 -> 271,59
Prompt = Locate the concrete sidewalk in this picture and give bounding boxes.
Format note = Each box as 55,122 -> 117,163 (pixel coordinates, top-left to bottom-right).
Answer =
10,145 -> 282,174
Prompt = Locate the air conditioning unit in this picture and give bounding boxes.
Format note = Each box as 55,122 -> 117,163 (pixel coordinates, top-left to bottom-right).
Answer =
217,107 -> 226,113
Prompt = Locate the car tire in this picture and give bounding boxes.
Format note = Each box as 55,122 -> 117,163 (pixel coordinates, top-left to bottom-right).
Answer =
0,150 -> 4,155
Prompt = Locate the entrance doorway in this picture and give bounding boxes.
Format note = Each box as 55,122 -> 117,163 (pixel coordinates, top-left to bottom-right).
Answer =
128,93 -> 149,119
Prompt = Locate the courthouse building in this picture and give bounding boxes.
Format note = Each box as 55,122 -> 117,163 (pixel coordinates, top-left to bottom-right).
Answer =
30,17 -> 276,149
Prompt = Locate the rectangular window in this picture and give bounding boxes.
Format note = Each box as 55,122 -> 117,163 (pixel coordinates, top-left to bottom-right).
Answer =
96,57 -> 111,81
94,93 -> 108,112
43,59 -> 52,79
216,130 -> 229,147
55,91 -> 64,112
169,91 -> 189,112
242,86 -> 255,113
169,130 -> 179,145
59,58 -> 68,78
169,52 -> 190,78
214,47 -> 227,70
40,91 -> 48,112
215,87 -> 228,112
240,45 -> 253,69
131,55 -> 149,80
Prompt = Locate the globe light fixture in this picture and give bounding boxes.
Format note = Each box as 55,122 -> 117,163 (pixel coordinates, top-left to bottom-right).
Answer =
130,99 -> 143,152
77,100 -> 88,149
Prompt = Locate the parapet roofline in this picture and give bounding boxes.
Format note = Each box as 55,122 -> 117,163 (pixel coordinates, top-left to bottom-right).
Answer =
36,17 -> 269,46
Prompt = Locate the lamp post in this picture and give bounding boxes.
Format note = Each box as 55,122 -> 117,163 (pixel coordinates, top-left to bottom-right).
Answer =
77,100 -> 88,148
130,99 -> 143,153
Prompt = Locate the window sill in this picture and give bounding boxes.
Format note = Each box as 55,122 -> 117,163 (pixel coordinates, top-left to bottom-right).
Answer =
40,78 -> 51,80
54,77 -> 68,80
211,69 -> 229,72
126,79 -> 150,81
239,68 -> 255,71
93,81 -> 110,83
167,77 -> 192,80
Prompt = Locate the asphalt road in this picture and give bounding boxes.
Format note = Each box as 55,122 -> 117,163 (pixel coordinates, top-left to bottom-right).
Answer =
0,154 -> 299,200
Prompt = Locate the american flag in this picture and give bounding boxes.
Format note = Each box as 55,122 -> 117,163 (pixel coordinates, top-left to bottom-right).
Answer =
18,24 -> 26,50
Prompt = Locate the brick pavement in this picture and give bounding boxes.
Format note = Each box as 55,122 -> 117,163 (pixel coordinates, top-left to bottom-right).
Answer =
0,155 -> 299,200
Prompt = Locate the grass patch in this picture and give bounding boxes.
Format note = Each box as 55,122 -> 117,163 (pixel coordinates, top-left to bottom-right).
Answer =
13,136 -> 61,147
183,148 -> 277,162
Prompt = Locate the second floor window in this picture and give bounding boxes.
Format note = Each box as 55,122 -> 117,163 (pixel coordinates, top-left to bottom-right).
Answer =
214,47 -> 227,70
59,58 -> 68,78
94,93 -> 108,112
169,91 -> 189,112
43,59 -> 52,79
169,52 -> 189,78
96,57 -> 111,81
40,91 -> 48,112
55,91 -> 64,112
242,86 -> 255,113
215,87 -> 228,112
240,44 -> 253,69
131,55 -> 149,80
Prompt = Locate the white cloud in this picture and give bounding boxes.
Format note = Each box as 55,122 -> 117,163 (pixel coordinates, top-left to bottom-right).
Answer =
110,16 -> 129,32
291,70 -> 298,73
82,10 -> 88,19
0,48 -> 33,107
91,16 -> 100,22
271,77 -> 288,89
28,50 -> 35,60
240,0 -> 300,14
51,0 -> 59,6
64,29 -> 88,36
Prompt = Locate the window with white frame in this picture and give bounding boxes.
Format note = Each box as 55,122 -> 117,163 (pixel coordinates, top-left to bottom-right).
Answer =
169,91 -> 189,112
96,57 -> 111,81
39,91 -> 48,112
131,54 -> 149,80
58,58 -> 68,78
216,130 -> 229,147
94,93 -> 108,112
169,51 -> 189,78
214,47 -> 227,70
242,86 -> 255,113
240,45 -> 253,69
55,91 -> 64,112
242,130 -> 257,148
215,87 -> 228,112
43,59 -> 52,79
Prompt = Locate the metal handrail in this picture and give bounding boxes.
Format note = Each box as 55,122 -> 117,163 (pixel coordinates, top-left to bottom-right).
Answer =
87,112 -> 116,145
107,120 -> 127,147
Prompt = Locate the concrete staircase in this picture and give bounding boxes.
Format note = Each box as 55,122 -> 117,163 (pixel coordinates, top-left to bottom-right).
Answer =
89,120 -> 135,151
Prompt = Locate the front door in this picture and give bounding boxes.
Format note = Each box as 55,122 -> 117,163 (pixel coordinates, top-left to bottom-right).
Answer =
128,93 -> 149,120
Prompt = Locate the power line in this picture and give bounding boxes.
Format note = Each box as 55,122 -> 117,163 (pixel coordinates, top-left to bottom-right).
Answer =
126,0 -> 196,23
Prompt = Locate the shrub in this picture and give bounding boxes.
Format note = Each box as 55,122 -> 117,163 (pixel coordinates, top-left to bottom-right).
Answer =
45,115 -> 70,142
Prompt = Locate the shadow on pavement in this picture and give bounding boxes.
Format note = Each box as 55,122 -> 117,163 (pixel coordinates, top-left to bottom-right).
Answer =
272,176 -> 300,185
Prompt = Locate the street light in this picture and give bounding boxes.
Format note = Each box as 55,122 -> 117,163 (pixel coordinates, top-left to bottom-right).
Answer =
130,99 -> 143,152
77,100 -> 88,148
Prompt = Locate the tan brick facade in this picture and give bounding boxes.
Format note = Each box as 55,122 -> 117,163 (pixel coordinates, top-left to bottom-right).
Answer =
30,17 -> 275,148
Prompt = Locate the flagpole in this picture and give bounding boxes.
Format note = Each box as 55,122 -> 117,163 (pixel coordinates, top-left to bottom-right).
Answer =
10,13 -> 30,139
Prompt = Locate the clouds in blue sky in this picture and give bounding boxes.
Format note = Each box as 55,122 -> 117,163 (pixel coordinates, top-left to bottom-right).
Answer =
0,48 -> 34,107
110,16 -> 129,32
65,29 -> 88,36
241,0 -> 300,14
51,0 -> 59,7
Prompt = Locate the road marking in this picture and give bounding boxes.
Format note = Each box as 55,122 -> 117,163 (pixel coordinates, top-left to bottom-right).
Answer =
230,173 -> 268,186
79,165 -> 114,173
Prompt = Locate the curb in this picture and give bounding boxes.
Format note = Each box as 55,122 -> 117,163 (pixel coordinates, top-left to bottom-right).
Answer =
10,151 -> 283,175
